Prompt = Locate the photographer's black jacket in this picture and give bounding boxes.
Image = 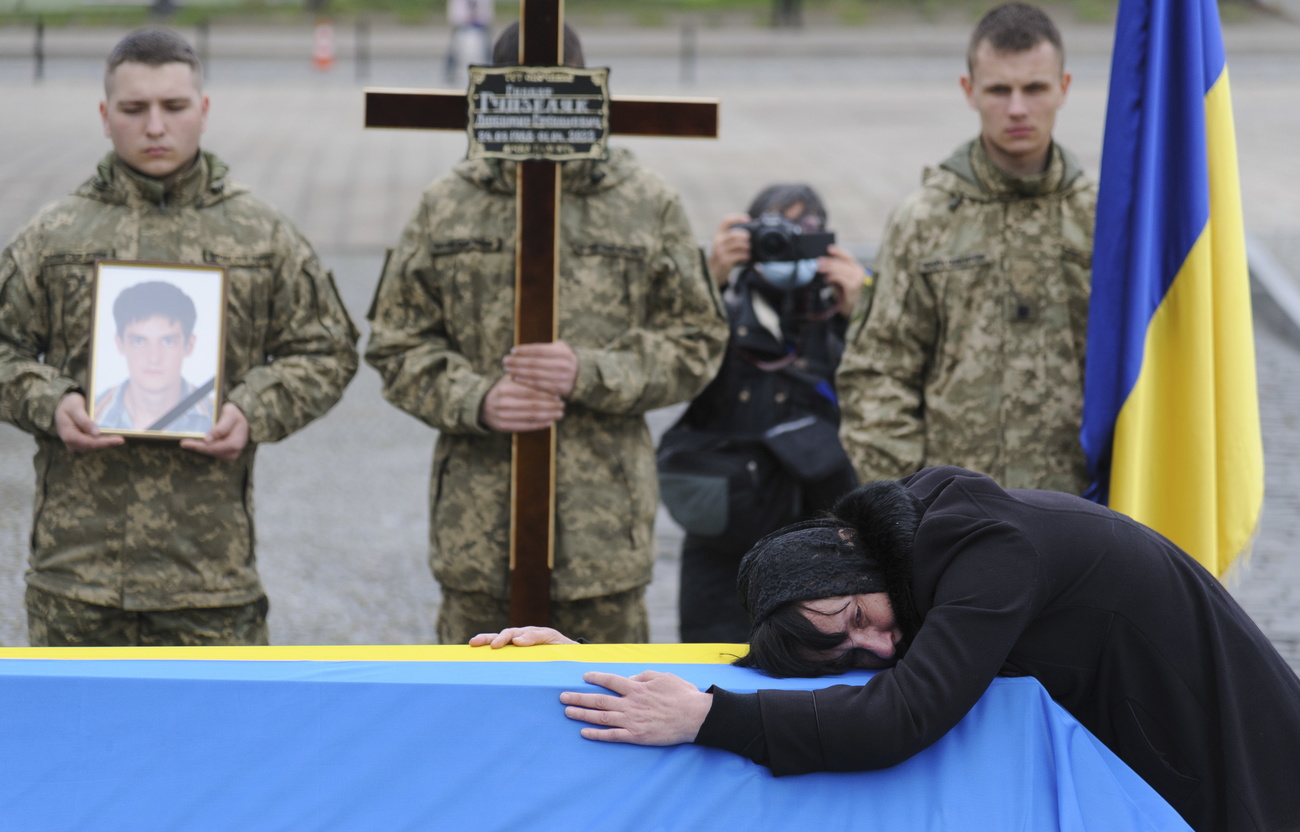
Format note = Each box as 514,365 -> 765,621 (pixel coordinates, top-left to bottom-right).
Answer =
682,266 -> 845,436
697,467 -> 1300,832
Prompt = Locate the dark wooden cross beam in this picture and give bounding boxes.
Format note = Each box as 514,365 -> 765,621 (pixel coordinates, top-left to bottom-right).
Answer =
365,0 -> 719,629
365,90 -> 720,139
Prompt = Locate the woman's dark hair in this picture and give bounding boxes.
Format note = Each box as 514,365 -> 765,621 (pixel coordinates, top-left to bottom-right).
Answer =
732,480 -> 921,677
734,601 -> 871,678
746,183 -> 827,227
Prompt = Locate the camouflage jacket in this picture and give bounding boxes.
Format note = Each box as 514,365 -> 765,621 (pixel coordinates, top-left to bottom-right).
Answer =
837,139 -> 1096,493
0,152 -> 359,609
365,148 -> 727,601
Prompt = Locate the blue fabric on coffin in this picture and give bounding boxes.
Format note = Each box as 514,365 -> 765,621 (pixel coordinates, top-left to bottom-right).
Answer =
0,657 -> 1190,831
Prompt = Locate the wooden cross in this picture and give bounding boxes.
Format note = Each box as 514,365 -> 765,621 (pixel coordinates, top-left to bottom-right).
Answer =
365,0 -> 719,628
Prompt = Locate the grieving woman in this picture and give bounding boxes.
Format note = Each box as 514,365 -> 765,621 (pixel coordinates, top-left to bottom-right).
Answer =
523,466 -> 1300,832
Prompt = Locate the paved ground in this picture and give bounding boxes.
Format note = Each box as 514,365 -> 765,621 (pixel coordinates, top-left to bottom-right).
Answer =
1,18 -> 1298,663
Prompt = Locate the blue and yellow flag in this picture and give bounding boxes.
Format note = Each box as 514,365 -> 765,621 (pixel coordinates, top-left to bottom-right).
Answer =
1081,0 -> 1262,577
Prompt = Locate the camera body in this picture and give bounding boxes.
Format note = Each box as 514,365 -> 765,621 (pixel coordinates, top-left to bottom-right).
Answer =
734,212 -> 835,262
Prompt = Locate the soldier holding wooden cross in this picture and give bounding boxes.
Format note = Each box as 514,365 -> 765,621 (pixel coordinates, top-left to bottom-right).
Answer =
365,20 -> 727,644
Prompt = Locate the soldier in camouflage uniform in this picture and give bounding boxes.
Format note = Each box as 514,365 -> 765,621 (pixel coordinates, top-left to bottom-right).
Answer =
837,3 -> 1096,494
365,24 -> 727,644
0,30 -> 359,646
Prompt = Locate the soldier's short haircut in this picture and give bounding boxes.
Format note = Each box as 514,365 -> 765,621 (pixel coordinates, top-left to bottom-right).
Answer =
747,183 -> 828,228
491,21 -> 585,68
105,29 -> 203,94
967,3 -> 1064,75
113,281 -> 197,341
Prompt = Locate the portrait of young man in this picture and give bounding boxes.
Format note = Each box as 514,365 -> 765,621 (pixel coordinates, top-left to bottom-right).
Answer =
93,279 -> 218,436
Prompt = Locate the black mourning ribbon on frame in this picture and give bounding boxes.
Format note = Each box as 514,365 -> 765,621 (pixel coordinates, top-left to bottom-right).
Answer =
147,376 -> 216,432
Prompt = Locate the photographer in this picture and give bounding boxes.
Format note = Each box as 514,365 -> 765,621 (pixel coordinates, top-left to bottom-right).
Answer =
659,184 -> 869,642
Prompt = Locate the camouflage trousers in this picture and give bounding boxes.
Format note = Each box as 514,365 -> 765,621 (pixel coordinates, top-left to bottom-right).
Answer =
26,586 -> 270,647
437,586 -> 649,645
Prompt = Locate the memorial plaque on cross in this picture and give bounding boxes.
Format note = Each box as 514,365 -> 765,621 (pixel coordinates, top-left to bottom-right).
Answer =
365,0 -> 719,628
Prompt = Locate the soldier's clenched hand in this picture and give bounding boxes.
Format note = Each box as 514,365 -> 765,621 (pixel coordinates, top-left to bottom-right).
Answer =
560,670 -> 713,746
502,341 -> 579,399
480,376 -> 565,433
54,393 -> 126,452
181,403 -> 249,461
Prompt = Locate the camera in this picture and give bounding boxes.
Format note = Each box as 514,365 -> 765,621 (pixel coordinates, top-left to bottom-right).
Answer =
734,212 -> 835,262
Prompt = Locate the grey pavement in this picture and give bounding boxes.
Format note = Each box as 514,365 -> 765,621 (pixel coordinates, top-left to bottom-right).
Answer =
1,19 -> 1299,663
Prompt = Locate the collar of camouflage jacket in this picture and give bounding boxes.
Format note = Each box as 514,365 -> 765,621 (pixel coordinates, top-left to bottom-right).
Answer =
454,146 -> 638,197
82,151 -> 245,210
932,137 -> 1088,203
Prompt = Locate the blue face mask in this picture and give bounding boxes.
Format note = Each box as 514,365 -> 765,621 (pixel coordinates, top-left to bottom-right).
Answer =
759,258 -> 820,289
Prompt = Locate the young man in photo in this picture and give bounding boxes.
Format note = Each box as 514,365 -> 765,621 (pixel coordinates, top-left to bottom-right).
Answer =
94,280 -> 216,434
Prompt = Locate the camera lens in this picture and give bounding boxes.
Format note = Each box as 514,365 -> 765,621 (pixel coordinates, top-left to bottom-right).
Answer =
754,228 -> 792,260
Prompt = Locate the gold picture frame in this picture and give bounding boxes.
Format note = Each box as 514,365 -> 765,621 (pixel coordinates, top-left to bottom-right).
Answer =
87,260 -> 228,439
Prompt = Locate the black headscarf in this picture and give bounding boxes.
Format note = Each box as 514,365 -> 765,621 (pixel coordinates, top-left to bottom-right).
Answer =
737,518 -> 887,628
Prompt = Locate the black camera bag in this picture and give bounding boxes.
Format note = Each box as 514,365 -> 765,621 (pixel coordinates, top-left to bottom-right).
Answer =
656,423 -> 798,550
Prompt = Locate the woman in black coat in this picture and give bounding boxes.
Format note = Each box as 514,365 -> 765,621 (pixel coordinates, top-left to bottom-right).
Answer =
556,466 -> 1300,832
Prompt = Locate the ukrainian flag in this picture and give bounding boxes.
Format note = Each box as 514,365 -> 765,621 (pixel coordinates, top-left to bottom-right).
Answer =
1081,0 -> 1262,577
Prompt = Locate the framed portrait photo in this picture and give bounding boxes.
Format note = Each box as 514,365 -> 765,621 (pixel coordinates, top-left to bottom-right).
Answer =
87,261 -> 228,439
